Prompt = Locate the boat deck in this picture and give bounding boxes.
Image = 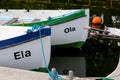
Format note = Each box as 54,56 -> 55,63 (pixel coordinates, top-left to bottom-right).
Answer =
0,17 -> 40,25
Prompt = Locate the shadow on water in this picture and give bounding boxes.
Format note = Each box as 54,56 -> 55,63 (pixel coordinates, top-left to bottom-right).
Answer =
85,7 -> 120,76
50,8 -> 120,77
51,38 -> 120,77
82,38 -> 120,77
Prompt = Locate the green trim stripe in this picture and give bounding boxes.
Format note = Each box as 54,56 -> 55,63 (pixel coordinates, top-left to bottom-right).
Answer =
52,41 -> 85,48
31,67 -> 48,72
8,10 -> 86,48
8,10 -> 85,27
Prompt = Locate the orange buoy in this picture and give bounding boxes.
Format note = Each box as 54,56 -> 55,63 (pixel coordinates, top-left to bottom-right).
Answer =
91,16 -> 102,29
92,16 -> 102,24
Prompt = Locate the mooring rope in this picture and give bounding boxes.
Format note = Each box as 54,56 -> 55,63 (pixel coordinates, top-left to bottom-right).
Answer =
26,10 -> 85,79
27,25 -> 62,80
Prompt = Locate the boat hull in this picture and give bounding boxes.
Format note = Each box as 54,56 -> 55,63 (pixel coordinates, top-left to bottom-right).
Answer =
0,26 -> 51,70
51,15 -> 88,48
0,9 -> 89,48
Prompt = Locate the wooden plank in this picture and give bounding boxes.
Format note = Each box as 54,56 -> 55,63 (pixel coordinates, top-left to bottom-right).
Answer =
32,19 -> 40,22
3,18 -> 18,25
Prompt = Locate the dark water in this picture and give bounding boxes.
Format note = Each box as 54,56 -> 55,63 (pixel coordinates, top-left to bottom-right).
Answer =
0,1 -> 120,77
83,8 -> 120,77
51,8 -> 120,77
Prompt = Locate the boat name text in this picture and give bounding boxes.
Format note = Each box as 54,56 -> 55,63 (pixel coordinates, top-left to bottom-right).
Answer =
14,50 -> 31,60
64,27 -> 76,33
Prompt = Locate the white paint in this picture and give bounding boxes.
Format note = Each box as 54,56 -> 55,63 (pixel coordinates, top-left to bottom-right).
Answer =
51,9 -> 89,45
0,26 -> 30,40
0,9 -> 89,46
0,26 -> 51,70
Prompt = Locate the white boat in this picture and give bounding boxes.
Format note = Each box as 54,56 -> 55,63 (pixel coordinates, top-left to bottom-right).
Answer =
0,9 -> 89,48
0,25 -> 51,71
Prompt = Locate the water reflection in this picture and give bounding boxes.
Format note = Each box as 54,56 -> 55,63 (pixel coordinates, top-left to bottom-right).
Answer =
82,8 -> 120,77
51,8 -> 120,77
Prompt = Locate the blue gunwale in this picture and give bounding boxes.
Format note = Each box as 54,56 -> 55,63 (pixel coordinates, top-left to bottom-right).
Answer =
0,28 -> 51,49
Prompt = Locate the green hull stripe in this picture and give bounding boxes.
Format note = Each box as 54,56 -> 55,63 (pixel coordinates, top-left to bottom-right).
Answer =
8,10 -> 85,27
103,78 -> 114,80
52,41 -> 85,48
31,67 -> 48,72
8,10 -> 86,48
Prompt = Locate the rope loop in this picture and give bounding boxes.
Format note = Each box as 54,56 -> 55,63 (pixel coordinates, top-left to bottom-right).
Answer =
26,24 -> 42,33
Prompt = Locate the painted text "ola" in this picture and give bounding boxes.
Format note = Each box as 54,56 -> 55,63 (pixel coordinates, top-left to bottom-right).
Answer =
64,27 -> 76,33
